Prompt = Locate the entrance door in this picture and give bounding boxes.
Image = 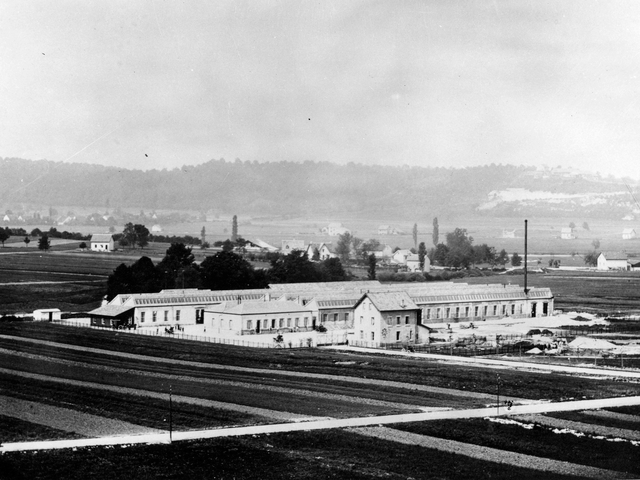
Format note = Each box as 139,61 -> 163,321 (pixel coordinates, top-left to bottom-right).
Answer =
531,302 -> 537,317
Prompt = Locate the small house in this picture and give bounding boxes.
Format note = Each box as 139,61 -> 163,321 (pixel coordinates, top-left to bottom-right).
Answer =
353,292 -> 421,346
322,223 -> 350,236
406,254 -> 430,273
90,233 -> 115,252
622,228 -> 636,240
282,239 -> 305,252
560,227 -> 576,240
33,308 -> 61,322
597,252 -> 629,271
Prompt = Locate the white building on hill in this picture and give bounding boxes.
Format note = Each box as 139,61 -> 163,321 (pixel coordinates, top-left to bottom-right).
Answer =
90,234 -> 115,252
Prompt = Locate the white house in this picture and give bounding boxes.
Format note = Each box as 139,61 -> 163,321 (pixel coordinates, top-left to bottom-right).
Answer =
352,292 -> 421,346
560,227 -> 576,240
322,223 -> 350,236
378,225 -> 391,235
305,242 -> 338,261
90,234 -> 115,252
392,249 -> 412,265
369,244 -> 393,260
406,254 -> 430,273
502,229 -> 516,238
622,228 -> 636,240
33,308 -> 61,321
151,224 -> 163,233
597,252 -> 629,271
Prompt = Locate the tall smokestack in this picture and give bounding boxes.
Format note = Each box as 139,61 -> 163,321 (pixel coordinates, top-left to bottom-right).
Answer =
524,219 -> 529,295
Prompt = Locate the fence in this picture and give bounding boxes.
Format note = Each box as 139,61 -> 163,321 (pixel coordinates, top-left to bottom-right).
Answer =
55,319 -> 346,349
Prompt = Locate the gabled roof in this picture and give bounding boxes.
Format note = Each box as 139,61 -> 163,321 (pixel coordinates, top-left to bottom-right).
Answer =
91,234 -> 114,243
356,291 -> 418,312
406,254 -> 421,262
88,304 -> 135,317
600,251 -> 628,261
622,228 -> 636,234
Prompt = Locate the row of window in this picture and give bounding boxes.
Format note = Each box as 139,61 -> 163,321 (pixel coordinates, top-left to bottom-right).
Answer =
245,316 -> 311,331
358,315 -> 412,325
140,310 -> 181,323
424,303 -> 522,320
321,312 -> 350,323
357,330 -> 414,342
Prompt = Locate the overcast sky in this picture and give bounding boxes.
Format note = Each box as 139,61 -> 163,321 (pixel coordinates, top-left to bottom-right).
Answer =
2,1 -> 640,178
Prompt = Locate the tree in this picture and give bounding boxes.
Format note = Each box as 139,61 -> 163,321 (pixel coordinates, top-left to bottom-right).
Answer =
269,250 -> 321,284
592,239 -> 601,250
418,242 -> 427,271
582,222 -> 590,231
0,228 -> 9,247
412,223 -> 418,248
432,217 -> 439,246
445,228 -> 474,268
584,251 -> 599,267
360,238 -> 380,261
569,222 -> 576,229
200,226 -> 206,244
134,224 -> 150,249
431,244 -> 449,266
157,243 -> 197,289
318,257 -> 348,281
367,253 -> 377,280
496,249 -> 509,266
511,252 -> 522,267
335,232 -> 353,263
231,215 -> 238,242
23,236 -> 31,248
38,235 -> 51,251
221,239 -> 234,252
79,242 -> 87,250
312,247 -> 320,261
200,251 -> 264,290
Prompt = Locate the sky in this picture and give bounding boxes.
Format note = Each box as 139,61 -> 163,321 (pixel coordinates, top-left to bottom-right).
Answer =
2,1 -> 640,178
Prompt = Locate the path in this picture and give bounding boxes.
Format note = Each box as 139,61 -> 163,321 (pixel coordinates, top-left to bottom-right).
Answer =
3,394 -> 640,453
0,395 -> 163,437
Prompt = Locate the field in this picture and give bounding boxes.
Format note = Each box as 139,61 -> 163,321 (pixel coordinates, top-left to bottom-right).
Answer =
1,322 -> 639,479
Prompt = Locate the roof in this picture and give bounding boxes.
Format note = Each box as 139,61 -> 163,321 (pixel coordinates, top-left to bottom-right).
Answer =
406,254 -> 421,262
600,252 -> 628,261
215,300 -> 312,316
560,227 -> 573,233
357,291 -> 418,312
90,234 -> 114,243
622,228 -> 636,233
88,305 -> 135,317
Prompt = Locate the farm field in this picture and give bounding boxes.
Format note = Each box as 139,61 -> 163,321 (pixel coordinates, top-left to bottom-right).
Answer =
1,322 -> 639,478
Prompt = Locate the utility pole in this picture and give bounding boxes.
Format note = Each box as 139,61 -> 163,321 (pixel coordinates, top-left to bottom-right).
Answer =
496,374 -> 501,416
169,384 -> 173,443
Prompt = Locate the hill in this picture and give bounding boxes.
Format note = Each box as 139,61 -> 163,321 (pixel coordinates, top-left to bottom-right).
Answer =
0,157 -> 638,222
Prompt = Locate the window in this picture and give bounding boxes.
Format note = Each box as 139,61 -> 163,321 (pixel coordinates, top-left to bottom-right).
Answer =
176,310 -> 180,321
140,312 -> 145,323
152,311 -> 157,322
455,307 -> 459,318
446,308 -> 450,318
360,330 -> 364,339
426,309 -> 431,320
333,313 -> 338,322
511,304 -> 515,315
322,314 -> 328,323
396,316 -> 401,324
502,305 -> 506,315
229,319 -> 232,330
465,307 -> 469,317
271,319 -> 276,329
405,315 -> 409,324
287,318 -> 291,328
371,317 -> 375,325
436,308 -> 441,319
396,331 -> 400,341
409,330 -> 413,339
295,317 -> 299,327
474,306 -> 479,317
493,305 -> 497,315
164,311 -> 168,322
371,332 -> 375,341
344,313 -> 349,322
304,317 -> 309,326
484,306 -> 488,316
360,316 -> 363,324
279,318 -> 284,328
247,320 -> 252,330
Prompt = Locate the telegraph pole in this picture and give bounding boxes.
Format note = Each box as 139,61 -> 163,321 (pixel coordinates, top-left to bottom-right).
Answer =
169,384 -> 173,443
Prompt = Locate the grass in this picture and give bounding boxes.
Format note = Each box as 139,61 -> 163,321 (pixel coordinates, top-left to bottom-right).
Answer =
0,429 -> 581,480
546,410 -> 640,432
390,418 -> 640,475
0,415 -> 85,443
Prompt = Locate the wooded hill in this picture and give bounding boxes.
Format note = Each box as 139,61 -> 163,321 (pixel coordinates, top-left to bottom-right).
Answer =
0,157 -> 634,220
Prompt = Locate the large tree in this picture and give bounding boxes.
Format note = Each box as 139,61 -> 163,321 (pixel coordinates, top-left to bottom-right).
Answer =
418,241 -> 427,270
335,231 -> 353,263
412,223 -> 418,248
38,235 -> 51,251
0,228 -> 9,247
367,253 -> 377,280
445,228 -> 474,268
269,250 -> 322,284
360,238 -> 381,261
200,251 -> 264,290
432,217 -> 439,246
511,252 -> 522,267
157,243 -> 198,289
122,223 -> 150,249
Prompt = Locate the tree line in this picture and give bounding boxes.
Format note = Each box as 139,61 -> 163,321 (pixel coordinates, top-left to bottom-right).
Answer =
106,244 -> 349,300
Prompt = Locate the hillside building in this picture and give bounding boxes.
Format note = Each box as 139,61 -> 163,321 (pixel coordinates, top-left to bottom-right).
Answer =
90,234 -> 115,252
